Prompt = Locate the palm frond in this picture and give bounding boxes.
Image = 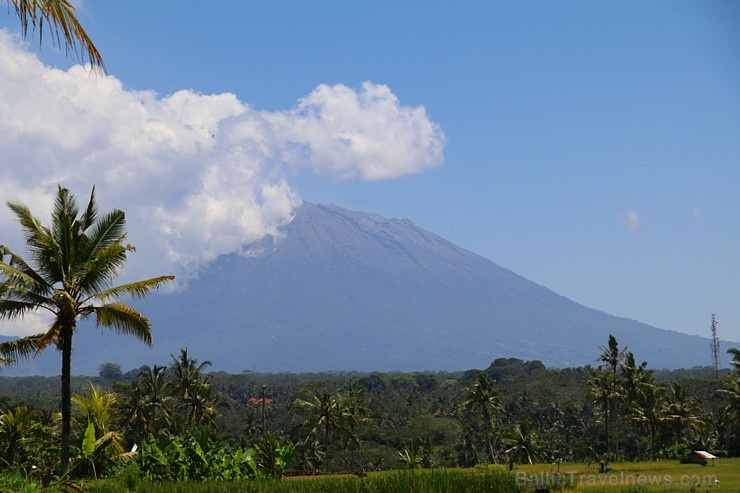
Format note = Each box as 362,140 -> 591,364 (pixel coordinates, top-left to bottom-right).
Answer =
0,299 -> 49,321
93,276 -> 175,302
0,248 -> 51,295
51,186 -> 81,285
78,186 -> 98,232
80,209 -> 126,258
33,320 -> 64,352
92,303 -> 153,345
4,201 -> 48,246
76,243 -> 129,296
0,334 -> 44,362
10,0 -> 105,72
3,204 -> 62,283
75,212 -> 127,288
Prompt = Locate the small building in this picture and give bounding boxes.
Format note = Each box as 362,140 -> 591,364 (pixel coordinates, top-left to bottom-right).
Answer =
691,450 -> 718,466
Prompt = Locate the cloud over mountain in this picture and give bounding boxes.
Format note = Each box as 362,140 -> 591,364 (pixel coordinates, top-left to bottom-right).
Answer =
0,31 -> 446,298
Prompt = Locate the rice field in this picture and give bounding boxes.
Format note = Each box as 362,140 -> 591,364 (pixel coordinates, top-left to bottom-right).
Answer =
513,457 -> 736,492
3,457 -> 736,492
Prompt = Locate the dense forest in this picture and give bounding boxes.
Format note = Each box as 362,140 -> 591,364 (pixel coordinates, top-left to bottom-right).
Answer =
0,336 -> 738,481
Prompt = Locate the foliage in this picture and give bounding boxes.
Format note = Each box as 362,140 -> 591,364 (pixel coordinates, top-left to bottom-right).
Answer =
0,405 -> 48,471
0,343 -> 738,482
138,427 -> 259,481
254,432 -> 296,479
0,185 -> 173,474
6,0 -> 104,70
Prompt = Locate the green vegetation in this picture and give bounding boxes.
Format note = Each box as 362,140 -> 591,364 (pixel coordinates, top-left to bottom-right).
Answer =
0,339 -> 734,492
0,186 -> 173,473
0,187 -> 737,491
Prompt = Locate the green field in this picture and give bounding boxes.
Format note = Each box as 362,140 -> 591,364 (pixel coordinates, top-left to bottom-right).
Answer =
0,458 -> 731,492
513,457 -> 735,492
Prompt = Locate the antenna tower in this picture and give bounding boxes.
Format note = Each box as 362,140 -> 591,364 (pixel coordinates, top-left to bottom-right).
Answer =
710,314 -> 720,378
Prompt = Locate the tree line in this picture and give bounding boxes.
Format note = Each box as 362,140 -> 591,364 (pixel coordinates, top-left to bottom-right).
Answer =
0,339 -> 737,482
0,187 -> 738,484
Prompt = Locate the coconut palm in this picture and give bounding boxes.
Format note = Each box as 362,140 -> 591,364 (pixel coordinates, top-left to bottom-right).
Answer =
597,334 -> 625,457
132,364 -> 174,436
168,348 -> 219,430
6,0 -> 104,71
0,185 -> 173,473
505,420 -> 538,465
719,370 -> 740,419
461,372 -> 503,464
292,387 -> 351,467
71,383 -> 120,439
588,371 -> 616,456
620,351 -> 650,403
664,382 -> 702,444
69,384 -> 132,479
625,380 -> 666,461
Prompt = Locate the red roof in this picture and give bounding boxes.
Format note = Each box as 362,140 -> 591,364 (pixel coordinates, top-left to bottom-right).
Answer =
247,397 -> 273,405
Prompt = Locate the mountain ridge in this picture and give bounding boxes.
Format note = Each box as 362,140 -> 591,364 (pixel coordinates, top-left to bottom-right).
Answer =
0,202 -> 735,376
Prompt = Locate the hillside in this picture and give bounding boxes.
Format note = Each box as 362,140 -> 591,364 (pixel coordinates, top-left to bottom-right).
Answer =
1,203 -> 735,376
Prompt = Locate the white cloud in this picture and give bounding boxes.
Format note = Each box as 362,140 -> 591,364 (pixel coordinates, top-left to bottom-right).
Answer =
623,208 -> 641,233
0,31 -> 446,303
270,82 -> 446,180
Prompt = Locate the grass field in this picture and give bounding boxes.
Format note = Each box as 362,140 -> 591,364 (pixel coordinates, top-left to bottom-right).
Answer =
513,457 -> 736,492
2,458 -> 736,492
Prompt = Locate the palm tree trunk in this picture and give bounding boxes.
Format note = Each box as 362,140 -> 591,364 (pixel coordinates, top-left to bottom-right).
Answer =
60,326 -> 73,475
603,397 -> 610,455
486,430 -> 496,464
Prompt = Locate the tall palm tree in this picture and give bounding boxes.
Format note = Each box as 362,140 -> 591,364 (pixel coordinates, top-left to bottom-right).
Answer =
663,382 -> 702,444
0,185 -> 173,474
114,365 -> 173,445
168,348 -> 215,430
598,334 -> 625,457
293,387 -> 351,467
6,0 -> 104,71
461,372 -> 503,464
620,351 -> 650,404
718,348 -> 740,455
728,347 -> 740,373
136,364 -> 173,436
625,379 -> 666,461
588,371 -> 616,456
504,420 -> 538,465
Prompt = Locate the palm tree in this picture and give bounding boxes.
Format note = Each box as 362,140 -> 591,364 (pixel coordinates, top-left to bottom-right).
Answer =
625,380 -> 666,461
588,371 -> 616,456
168,348 -> 216,430
505,420 -> 538,465
620,351 -> 649,404
337,380 -> 372,470
6,0 -> 104,71
461,372 -> 503,464
292,387 -> 351,468
71,383 -> 120,439
137,364 -> 173,435
598,334 -> 625,457
0,185 -> 173,474
728,347 -> 740,373
663,382 -> 702,444
69,383 -> 131,479
114,367 -> 170,445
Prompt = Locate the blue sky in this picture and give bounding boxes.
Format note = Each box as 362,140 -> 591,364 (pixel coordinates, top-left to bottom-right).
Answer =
1,1 -> 739,353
